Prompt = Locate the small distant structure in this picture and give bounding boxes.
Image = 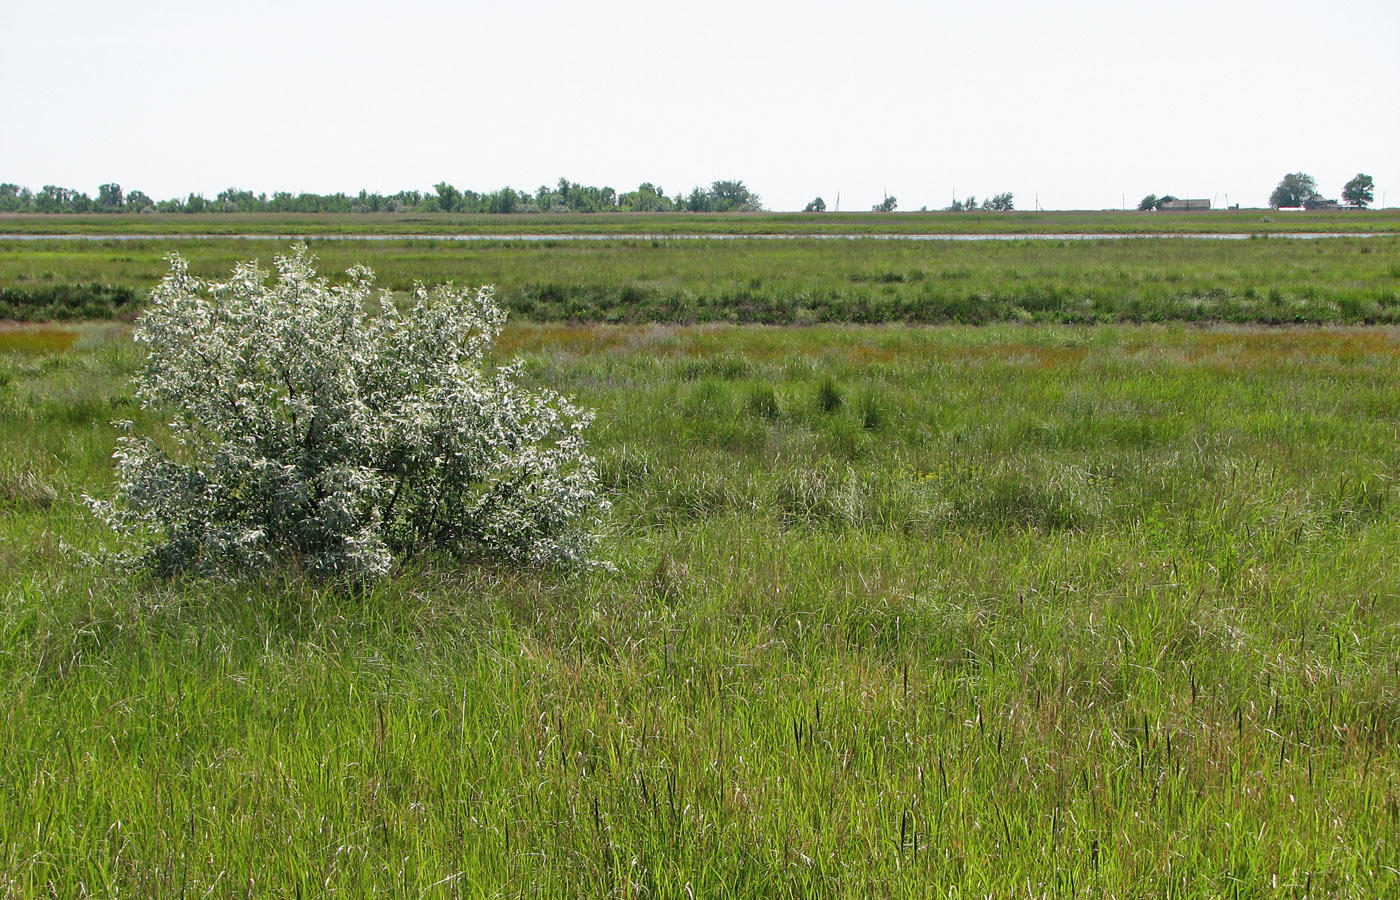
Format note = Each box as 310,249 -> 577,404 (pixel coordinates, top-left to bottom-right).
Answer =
1157,198 -> 1211,211
1302,196 -> 1340,210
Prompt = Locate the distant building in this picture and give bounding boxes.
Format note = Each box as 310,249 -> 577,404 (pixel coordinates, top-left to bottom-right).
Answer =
1302,196 -> 1340,210
1157,198 -> 1211,211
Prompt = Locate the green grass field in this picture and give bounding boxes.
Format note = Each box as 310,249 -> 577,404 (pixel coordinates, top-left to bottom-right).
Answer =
4,235 -> 1400,325
2,322 -> 1398,897
4,208 -> 1400,236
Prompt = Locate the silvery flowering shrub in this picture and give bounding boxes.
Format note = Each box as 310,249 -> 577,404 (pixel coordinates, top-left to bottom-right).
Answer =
89,244 -> 608,580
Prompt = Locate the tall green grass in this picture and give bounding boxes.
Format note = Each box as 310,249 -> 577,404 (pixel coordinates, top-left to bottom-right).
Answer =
1,323 -> 1398,897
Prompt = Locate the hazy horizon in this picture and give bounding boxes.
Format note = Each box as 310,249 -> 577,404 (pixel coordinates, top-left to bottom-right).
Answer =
4,0 -> 1396,212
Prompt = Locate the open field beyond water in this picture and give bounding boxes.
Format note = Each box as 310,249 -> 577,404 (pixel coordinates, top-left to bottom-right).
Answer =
3,235 -> 1400,325
2,322 -> 1398,897
5,209 -> 1400,236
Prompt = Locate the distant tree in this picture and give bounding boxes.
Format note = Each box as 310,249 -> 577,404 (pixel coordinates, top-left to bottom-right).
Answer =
1342,174 -> 1375,208
34,185 -> 63,213
35,185 -> 90,213
550,178 -> 575,211
0,183 -> 31,212
97,183 -> 124,211
1137,194 -> 1158,211
1269,172 -> 1317,208
457,189 -> 483,213
946,196 -> 976,211
982,192 -> 1014,211
434,182 -> 461,213
485,187 -> 523,214
620,183 -> 672,212
709,180 -> 761,212
872,195 -> 897,213
125,190 -> 154,211
685,186 -> 713,212
803,196 -> 827,213
217,187 -> 265,213
548,178 -> 618,213
391,190 -> 423,210
351,190 -> 386,213
184,193 -> 208,214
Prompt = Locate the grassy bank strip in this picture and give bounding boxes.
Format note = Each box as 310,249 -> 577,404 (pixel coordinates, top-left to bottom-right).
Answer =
3,208 -> 1400,236
1,323 -> 1397,896
3,235 -> 1399,325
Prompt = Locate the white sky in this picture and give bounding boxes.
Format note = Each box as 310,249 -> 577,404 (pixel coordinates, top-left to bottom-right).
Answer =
3,0 -> 1397,211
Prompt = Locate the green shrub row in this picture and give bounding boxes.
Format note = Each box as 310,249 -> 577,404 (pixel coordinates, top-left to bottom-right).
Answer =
509,282 -> 1400,325
0,283 -> 142,321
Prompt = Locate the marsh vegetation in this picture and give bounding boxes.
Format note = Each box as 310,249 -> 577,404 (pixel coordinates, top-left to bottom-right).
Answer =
2,234 -> 1399,325
2,322 -> 1398,896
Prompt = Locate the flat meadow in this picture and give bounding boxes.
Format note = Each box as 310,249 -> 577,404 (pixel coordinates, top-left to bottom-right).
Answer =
4,208 -> 1400,235
2,234 -> 1399,325
2,316 -> 1398,897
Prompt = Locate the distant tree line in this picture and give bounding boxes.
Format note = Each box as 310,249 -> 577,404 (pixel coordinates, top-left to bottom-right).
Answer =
945,193 -> 1014,212
801,192 -> 1015,214
1267,172 -> 1375,209
1138,173 -> 1378,212
0,179 -> 763,214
